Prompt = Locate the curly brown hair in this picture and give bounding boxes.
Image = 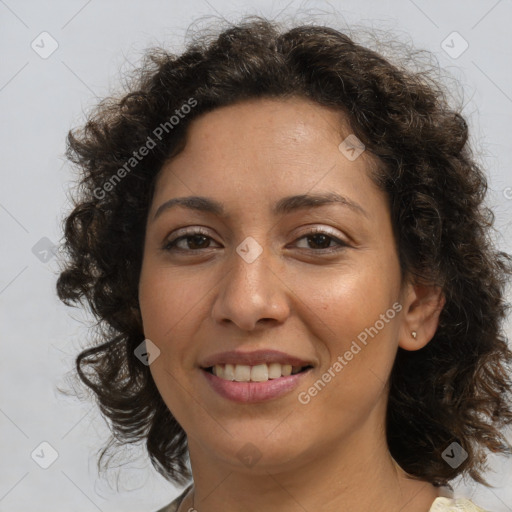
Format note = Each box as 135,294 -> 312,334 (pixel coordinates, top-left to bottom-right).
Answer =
56,16 -> 512,489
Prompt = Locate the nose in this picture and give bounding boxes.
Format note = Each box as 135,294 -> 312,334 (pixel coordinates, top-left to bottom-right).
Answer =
210,240 -> 291,331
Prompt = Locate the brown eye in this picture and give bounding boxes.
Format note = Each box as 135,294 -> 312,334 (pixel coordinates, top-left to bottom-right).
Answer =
294,228 -> 349,253
304,233 -> 335,249
162,228 -> 221,252
172,235 -> 211,250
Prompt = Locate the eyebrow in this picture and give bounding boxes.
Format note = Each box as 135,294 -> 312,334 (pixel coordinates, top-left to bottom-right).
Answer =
152,191 -> 368,221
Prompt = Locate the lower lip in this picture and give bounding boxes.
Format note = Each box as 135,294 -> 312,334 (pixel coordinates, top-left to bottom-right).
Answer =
202,368 -> 312,403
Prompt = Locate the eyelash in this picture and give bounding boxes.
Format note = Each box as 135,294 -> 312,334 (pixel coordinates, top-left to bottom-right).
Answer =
162,227 -> 349,255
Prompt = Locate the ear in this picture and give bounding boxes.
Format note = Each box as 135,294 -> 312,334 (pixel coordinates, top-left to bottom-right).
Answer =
398,279 -> 446,351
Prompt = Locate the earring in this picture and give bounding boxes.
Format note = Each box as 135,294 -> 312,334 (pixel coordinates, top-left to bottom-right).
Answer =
411,331 -> 417,339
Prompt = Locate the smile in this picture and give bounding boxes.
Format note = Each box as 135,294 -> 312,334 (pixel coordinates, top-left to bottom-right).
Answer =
201,365 -> 313,403
205,363 -> 312,382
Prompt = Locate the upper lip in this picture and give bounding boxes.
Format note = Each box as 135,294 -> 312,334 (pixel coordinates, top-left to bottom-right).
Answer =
200,350 -> 314,368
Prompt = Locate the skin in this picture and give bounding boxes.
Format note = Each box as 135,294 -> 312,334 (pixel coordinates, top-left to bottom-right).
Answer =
138,97 -> 446,512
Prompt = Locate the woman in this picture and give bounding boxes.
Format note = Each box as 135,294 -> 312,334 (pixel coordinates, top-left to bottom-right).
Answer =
56,16 -> 512,512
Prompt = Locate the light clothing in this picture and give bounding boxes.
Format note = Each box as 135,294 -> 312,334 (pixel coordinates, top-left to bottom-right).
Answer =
155,484 -> 192,512
155,484 -> 490,512
428,496 -> 489,511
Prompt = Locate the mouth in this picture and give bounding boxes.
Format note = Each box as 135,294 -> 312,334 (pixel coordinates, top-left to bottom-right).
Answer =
201,362 -> 314,403
202,363 -> 314,382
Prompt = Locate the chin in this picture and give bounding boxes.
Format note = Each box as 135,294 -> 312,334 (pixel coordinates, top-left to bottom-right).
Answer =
198,427 -> 312,472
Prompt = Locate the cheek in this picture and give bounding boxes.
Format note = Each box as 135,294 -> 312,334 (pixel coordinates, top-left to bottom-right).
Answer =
139,262 -> 204,339
138,265 -> 199,415
294,285 -> 399,431
138,267 -> 190,392
294,257 -> 401,393
297,257 -> 400,341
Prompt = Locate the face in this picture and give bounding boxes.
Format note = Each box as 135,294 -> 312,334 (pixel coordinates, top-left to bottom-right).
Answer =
138,96 -> 410,474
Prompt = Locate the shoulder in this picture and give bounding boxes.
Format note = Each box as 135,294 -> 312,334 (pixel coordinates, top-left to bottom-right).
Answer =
429,496 -> 492,512
154,484 -> 193,512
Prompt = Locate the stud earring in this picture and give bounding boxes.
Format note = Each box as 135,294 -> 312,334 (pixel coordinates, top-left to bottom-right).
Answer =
411,331 -> 417,339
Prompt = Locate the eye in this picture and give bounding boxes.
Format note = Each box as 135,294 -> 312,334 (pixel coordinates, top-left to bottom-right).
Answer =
162,227 -> 221,252
162,226 -> 349,254
293,227 -> 349,253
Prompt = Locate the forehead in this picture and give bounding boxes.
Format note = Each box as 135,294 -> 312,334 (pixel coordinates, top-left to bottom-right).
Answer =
172,96 -> 357,162
151,97 -> 382,217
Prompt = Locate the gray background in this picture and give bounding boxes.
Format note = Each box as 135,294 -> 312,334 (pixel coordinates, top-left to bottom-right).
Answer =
1,0 -> 511,510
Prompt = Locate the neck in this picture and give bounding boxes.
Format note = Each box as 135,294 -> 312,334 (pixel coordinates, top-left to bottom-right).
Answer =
181,416 -> 440,512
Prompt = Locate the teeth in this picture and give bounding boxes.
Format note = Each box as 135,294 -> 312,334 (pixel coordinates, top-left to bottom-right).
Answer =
251,364 -> 268,382
282,364 -> 292,376
268,363 -> 282,379
214,365 -> 225,379
224,364 -> 235,380
234,364 -> 251,382
211,363 -> 305,382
